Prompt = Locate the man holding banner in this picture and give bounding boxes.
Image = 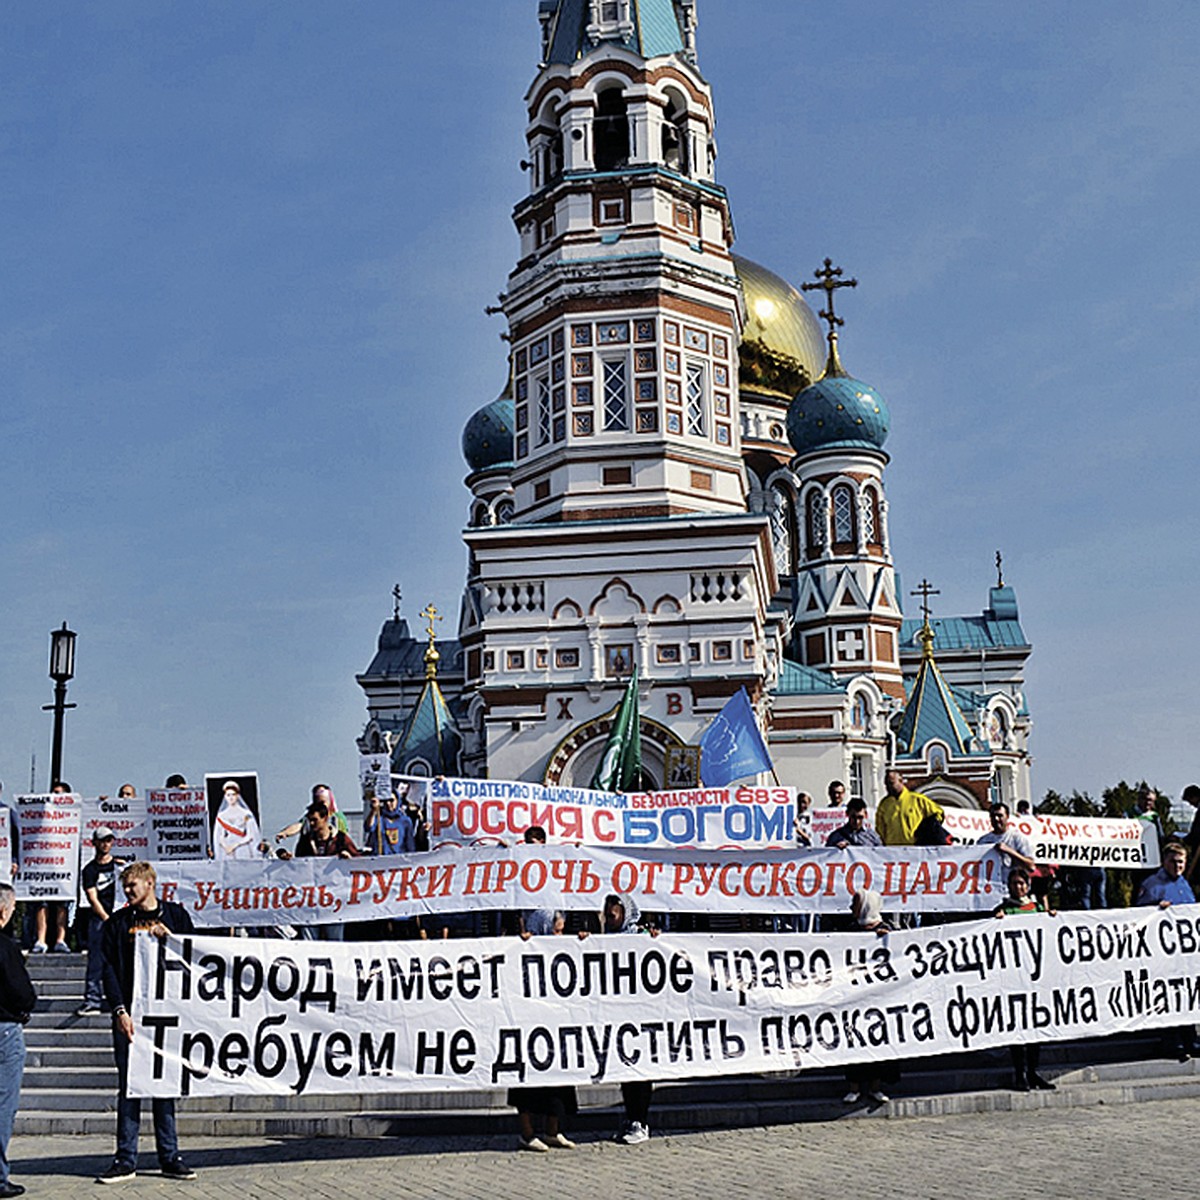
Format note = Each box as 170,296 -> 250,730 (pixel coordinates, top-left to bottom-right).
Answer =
98,863 -> 196,1184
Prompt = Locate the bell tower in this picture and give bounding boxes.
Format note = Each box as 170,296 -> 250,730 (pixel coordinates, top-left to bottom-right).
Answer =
786,260 -> 904,699
506,0 -> 745,522
456,1 -> 786,787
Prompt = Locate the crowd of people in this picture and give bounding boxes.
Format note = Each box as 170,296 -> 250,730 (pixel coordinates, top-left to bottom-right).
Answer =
0,771 -> 1197,1191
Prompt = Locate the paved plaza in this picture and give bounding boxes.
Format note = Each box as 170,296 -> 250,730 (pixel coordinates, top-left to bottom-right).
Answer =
10,1096 -> 1192,1199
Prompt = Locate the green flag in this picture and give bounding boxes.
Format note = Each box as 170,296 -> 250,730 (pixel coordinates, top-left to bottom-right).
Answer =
590,667 -> 641,792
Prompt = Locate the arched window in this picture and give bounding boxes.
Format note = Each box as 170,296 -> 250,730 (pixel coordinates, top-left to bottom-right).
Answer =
850,693 -> 871,732
535,100 -> 564,188
661,90 -> 689,174
861,486 -> 878,544
805,490 -> 826,557
471,501 -> 489,528
832,484 -> 855,544
769,483 -> 797,576
594,88 -> 630,171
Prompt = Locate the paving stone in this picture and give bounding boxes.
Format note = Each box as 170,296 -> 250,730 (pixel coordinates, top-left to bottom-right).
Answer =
8,1097 -> 1199,1199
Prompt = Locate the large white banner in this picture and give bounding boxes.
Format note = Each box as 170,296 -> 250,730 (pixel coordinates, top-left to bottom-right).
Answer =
14,792 -> 82,901
130,906 -> 1200,1098
943,806 -> 1161,869
427,776 -> 796,849
147,789 -> 210,861
152,843 -> 1006,927
80,794 -> 150,859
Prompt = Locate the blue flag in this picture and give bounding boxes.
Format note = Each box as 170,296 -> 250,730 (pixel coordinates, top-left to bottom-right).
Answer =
699,688 -> 773,787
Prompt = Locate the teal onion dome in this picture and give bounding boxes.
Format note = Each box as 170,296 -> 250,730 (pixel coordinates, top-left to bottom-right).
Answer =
462,394 -> 514,472
787,369 -> 890,455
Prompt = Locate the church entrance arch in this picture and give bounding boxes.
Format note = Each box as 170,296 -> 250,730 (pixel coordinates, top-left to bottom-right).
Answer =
543,713 -> 686,791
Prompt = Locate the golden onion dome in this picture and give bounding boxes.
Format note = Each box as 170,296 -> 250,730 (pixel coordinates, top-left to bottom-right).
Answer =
734,254 -> 826,399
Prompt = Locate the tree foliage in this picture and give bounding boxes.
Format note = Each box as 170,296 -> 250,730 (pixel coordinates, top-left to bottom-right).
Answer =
1038,780 -> 1177,836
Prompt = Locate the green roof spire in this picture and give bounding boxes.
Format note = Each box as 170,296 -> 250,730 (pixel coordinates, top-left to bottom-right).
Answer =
541,0 -> 690,66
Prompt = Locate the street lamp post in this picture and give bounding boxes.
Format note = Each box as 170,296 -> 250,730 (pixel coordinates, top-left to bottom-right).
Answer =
43,622 -> 77,789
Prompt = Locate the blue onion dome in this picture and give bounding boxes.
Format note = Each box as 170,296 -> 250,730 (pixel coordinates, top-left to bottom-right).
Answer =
462,391 -> 514,472
787,349 -> 890,455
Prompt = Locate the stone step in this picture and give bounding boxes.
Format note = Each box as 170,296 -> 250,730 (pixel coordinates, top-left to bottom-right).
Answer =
19,1069 -> 1200,1138
20,1049 -> 1195,1119
22,1067 -> 117,1089
26,1009 -> 112,1029
25,1027 -> 112,1048
24,953 -> 87,977
24,1047 -> 113,1069
13,1088 -> 118,1113
29,980 -> 82,998
32,997 -> 103,1014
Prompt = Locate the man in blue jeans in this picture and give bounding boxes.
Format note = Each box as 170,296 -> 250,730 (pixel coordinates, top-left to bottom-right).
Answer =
0,882 -> 35,1197
98,861 -> 197,1184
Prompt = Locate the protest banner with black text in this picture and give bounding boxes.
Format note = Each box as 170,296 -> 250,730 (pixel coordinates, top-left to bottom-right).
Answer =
943,806 -> 1161,869
151,843 -> 1007,926
147,789 -> 210,860
80,793 -> 150,859
130,905 -> 1200,1098
810,807 -> 874,847
427,775 -> 796,849
14,792 -> 82,901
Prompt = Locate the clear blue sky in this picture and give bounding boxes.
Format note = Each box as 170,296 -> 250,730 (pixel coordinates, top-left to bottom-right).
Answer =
3,2 -> 1197,833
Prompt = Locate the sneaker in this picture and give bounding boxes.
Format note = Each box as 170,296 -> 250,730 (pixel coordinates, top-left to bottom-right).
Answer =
842,1090 -> 861,1104
610,1121 -> 632,1143
96,1161 -> 136,1184
29,944 -> 47,955
76,1004 -> 103,1017
161,1159 -> 197,1181
619,1122 -> 650,1145
546,1132 -> 576,1149
518,1136 -> 549,1153
868,1090 -> 889,1104
0,1182 -> 27,1197
51,941 -> 71,953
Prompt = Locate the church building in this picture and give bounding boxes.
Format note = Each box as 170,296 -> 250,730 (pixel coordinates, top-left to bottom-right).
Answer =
356,0 -> 1033,813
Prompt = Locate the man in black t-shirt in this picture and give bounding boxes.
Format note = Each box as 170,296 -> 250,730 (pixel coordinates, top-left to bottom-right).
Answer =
97,862 -> 196,1185
78,827 -> 126,1017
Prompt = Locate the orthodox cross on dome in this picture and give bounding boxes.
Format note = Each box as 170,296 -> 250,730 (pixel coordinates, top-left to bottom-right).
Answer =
420,603 -> 443,679
910,578 -> 940,659
392,584 -> 403,621
995,550 -> 1004,587
802,257 -> 857,377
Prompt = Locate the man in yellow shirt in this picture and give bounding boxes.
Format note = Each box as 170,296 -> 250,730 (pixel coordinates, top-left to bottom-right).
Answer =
874,770 -> 943,846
